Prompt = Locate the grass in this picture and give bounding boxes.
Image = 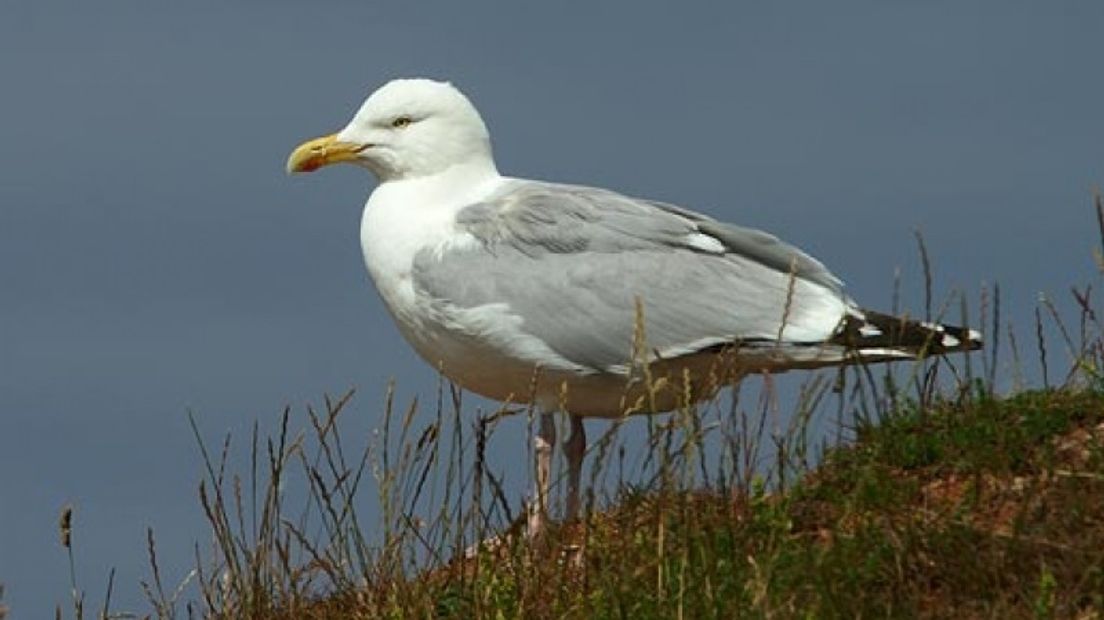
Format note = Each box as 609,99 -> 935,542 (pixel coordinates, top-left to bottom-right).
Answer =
256,387 -> 1103,619
52,192 -> 1104,619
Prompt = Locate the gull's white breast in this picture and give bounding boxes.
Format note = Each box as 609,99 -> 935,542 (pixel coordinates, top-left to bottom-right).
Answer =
359,171 -> 567,403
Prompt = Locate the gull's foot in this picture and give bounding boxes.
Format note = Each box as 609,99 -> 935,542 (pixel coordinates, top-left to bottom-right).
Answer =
462,506 -> 531,559
526,496 -> 548,541
463,532 -> 506,559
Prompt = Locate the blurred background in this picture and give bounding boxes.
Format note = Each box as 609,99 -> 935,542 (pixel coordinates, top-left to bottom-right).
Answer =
1,1 -> 1101,615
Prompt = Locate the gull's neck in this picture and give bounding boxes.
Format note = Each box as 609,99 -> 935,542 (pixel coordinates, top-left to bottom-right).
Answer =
372,158 -> 502,210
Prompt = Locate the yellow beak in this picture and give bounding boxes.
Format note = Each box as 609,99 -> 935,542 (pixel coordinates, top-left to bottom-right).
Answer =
286,133 -> 365,174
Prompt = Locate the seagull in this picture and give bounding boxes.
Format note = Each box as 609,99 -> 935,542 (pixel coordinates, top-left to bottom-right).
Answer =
286,78 -> 981,534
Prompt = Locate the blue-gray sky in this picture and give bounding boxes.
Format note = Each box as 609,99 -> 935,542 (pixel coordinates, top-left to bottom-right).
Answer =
2,1 -> 1102,615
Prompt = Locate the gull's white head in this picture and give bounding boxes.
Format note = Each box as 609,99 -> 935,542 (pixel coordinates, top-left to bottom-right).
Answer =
287,78 -> 495,182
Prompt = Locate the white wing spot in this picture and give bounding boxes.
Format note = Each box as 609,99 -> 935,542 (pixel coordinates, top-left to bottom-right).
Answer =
920,321 -> 947,333
859,323 -> 883,337
682,232 -> 726,254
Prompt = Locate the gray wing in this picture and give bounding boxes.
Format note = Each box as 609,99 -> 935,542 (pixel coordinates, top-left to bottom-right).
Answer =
413,180 -> 854,373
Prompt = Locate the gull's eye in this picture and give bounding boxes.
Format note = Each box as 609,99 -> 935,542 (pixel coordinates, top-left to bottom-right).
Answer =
391,116 -> 413,129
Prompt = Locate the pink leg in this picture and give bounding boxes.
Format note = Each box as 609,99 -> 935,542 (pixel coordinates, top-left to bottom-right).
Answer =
527,411 -> 556,537
563,415 -> 586,521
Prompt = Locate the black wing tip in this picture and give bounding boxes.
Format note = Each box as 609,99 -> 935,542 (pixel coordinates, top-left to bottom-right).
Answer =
833,309 -> 983,355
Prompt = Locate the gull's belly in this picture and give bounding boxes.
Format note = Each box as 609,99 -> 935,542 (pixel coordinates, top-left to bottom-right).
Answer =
383,285 -> 741,417
373,276 -> 623,412
363,256 -> 544,404
398,312 -> 545,404
397,315 -> 619,414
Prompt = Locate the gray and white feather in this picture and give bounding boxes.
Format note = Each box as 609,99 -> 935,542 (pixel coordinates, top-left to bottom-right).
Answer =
413,179 -> 853,377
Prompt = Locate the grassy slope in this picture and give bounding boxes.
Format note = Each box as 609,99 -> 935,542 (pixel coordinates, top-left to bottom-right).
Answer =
282,388 -> 1104,619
